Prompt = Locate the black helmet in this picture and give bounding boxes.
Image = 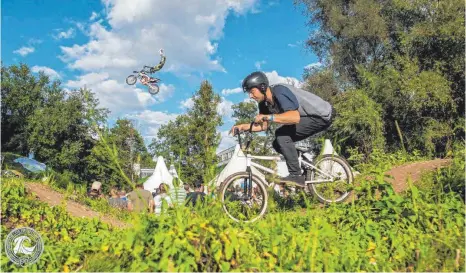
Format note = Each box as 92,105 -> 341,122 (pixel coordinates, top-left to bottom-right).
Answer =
242,71 -> 269,93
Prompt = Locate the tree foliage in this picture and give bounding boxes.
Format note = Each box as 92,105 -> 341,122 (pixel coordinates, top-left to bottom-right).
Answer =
297,0 -> 464,157
1,63 -> 109,183
86,119 -> 152,192
149,81 -> 223,185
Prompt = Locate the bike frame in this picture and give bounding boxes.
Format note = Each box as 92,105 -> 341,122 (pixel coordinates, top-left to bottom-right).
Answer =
243,153 -> 338,185
233,121 -> 341,200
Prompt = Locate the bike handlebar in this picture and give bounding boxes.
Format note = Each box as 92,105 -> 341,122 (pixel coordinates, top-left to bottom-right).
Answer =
234,118 -> 268,151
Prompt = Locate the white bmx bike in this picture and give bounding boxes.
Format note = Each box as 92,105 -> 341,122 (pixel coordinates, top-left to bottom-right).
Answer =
219,121 -> 354,223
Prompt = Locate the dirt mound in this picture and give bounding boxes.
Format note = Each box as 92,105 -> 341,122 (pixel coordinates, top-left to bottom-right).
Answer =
385,158 -> 452,193
25,182 -> 128,228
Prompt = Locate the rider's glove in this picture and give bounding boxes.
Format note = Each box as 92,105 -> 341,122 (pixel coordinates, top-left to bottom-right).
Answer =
159,48 -> 164,56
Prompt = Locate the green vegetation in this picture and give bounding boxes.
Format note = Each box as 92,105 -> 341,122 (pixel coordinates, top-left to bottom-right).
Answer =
1,0 -> 463,271
1,146 -> 464,271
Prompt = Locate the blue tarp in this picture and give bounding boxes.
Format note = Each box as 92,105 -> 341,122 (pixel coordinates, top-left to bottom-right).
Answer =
13,157 -> 46,173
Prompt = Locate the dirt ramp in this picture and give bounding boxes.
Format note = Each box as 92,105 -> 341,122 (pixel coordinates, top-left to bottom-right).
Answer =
385,159 -> 452,193
25,182 -> 128,228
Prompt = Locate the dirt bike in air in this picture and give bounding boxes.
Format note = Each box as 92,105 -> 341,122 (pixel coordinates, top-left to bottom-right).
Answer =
125,66 -> 161,95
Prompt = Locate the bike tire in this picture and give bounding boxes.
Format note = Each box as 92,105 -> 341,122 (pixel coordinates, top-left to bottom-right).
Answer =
306,154 -> 353,204
219,172 -> 268,223
126,75 -> 137,85
148,83 -> 160,95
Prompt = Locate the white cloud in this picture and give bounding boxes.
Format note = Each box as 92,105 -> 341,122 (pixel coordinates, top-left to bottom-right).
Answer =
221,87 -> 242,96
66,72 -> 110,88
179,96 -> 233,118
265,70 -> 304,88
179,97 -> 195,109
217,97 -> 234,118
60,0 -> 259,74
153,84 -> 175,103
305,62 -> 323,69
287,43 -> 297,48
64,72 -> 177,115
13,46 -> 35,56
53,28 -> 75,40
217,130 -> 237,152
126,110 -> 178,127
90,11 -> 99,21
31,66 -> 61,79
58,0 -> 260,144
28,38 -> 43,45
243,97 -> 256,104
255,60 -> 266,69
125,110 -> 179,140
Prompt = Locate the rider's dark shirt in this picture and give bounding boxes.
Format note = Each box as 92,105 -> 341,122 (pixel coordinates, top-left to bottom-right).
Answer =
258,85 -> 299,115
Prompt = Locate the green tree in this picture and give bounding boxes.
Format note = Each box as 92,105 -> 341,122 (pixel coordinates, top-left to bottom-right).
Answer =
150,81 -> 223,185
302,66 -> 341,103
330,90 -> 385,158
86,119 -> 152,191
26,87 -> 109,183
231,100 -> 277,155
1,63 -> 110,184
1,63 -> 50,155
296,0 -> 464,156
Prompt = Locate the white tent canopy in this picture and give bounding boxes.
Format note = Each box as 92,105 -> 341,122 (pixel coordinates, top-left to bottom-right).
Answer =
169,164 -> 185,187
213,144 -> 273,188
143,156 -> 174,192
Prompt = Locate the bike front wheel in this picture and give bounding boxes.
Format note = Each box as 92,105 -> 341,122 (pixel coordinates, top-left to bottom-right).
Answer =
148,83 -> 160,95
219,172 -> 268,223
126,75 -> 137,85
306,155 -> 353,203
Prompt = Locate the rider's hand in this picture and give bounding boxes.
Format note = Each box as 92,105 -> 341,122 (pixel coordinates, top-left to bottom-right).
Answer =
254,114 -> 268,124
230,124 -> 245,136
159,48 -> 164,56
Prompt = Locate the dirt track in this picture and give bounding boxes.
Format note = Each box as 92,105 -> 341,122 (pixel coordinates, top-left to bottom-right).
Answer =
23,159 -> 452,226
25,182 -> 128,228
385,158 -> 452,193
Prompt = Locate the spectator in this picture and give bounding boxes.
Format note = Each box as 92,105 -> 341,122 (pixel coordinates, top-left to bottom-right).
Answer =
127,182 -> 154,213
186,182 -> 206,207
89,181 -> 103,199
169,178 -> 187,206
184,183 -> 191,194
154,183 -> 173,215
108,187 -> 127,209
119,190 -> 127,201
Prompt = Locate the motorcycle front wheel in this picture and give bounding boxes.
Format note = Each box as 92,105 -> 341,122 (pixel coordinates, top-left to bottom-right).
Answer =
148,83 -> 160,95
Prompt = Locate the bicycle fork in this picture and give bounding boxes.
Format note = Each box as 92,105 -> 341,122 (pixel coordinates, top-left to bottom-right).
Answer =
243,155 -> 253,199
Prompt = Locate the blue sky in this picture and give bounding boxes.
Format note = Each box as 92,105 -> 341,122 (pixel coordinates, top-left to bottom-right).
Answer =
3,0 -> 320,152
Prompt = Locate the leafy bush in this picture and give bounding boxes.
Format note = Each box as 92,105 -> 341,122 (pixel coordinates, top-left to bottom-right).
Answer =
330,90 -> 385,159
2,150 -> 464,273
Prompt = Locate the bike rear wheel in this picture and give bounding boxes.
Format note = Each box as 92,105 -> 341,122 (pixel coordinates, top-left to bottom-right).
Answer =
219,172 -> 268,223
306,155 -> 353,203
126,75 -> 137,85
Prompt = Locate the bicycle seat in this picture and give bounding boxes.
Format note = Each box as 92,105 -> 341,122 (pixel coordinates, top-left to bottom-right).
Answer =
133,71 -> 139,73
295,146 -> 310,153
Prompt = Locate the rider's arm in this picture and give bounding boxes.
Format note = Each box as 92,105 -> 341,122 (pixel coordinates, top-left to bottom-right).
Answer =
249,122 -> 267,132
267,110 -> 300,125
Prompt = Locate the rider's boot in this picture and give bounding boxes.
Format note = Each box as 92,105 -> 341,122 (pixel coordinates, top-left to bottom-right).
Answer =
280,174 -> 306,188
